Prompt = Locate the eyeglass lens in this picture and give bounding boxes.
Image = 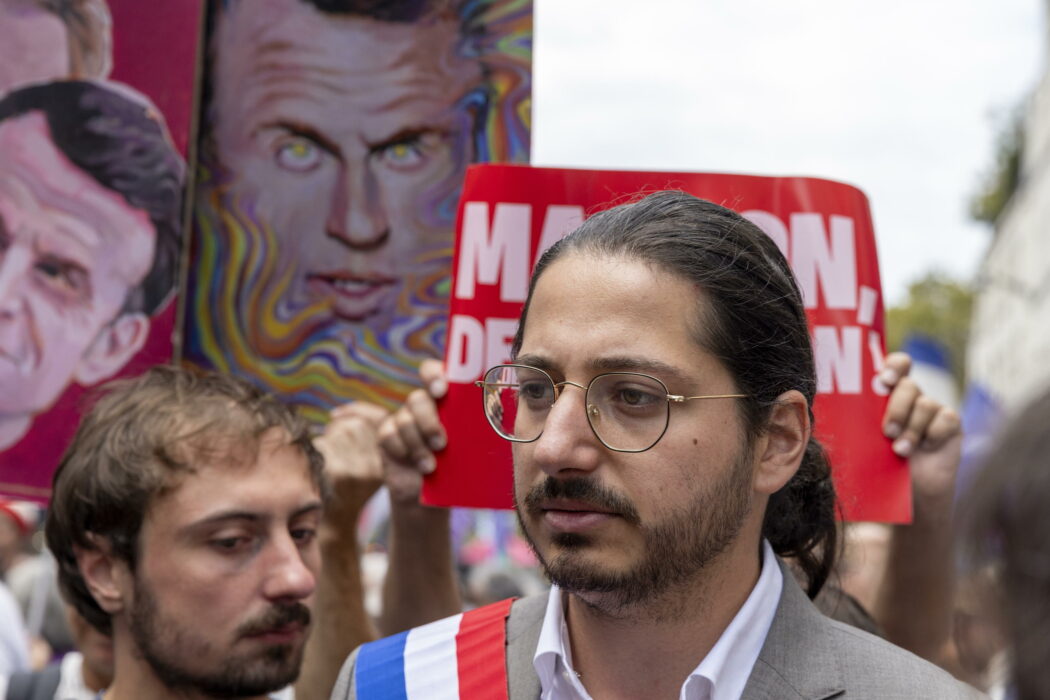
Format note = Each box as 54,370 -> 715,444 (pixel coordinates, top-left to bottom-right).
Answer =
480,365 -> 671,451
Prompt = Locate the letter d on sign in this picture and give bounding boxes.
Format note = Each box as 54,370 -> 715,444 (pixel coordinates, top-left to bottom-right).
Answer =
447,315 -> 484,382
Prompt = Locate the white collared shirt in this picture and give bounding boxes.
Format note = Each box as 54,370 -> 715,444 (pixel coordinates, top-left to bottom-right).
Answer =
533,540 -> 783,700
55,652 -> 96,700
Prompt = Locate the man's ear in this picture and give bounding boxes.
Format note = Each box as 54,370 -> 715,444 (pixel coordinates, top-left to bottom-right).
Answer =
75,312 -> 150,386
74,536 -> 129,616
752,390 -> 810,496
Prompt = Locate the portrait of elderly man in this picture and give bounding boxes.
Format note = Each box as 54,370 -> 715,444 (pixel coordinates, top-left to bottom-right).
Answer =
0,80 -> 183,451
185,0 -> 531,422
0,0 -> 113,94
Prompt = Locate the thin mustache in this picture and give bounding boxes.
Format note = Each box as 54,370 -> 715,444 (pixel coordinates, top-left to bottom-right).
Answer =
237,603 -> 311,637
524,477 -> 641,526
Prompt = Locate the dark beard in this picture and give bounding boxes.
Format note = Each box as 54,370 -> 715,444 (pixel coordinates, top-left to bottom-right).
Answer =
129,577 -> 310,697
516,451 -> 753,614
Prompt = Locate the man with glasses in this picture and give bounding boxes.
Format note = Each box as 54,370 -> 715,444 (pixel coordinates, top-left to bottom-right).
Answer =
477,364 -> 748,454
334,191 -> 979,698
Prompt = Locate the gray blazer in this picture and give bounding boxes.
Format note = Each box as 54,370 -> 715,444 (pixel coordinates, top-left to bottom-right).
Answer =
332,561 -> 985,699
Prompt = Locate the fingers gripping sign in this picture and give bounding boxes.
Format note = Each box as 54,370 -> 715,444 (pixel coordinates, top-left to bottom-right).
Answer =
378,359 -> 449,504
878,352 -> 963,502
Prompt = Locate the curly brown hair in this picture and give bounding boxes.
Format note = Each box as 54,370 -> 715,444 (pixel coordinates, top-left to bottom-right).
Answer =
45,365 -> 327,634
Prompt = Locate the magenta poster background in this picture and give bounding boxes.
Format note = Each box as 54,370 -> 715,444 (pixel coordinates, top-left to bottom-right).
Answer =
0,2 -> 202,501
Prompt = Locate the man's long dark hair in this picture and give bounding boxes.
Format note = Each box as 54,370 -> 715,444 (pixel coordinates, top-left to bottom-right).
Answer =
512,190 -> 838,597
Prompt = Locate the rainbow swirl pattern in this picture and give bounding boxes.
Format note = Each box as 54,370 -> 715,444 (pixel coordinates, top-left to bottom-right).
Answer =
183,0 -> 532,423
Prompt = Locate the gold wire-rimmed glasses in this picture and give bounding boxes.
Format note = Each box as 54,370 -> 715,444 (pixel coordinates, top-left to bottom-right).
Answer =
474,364 -> 748,453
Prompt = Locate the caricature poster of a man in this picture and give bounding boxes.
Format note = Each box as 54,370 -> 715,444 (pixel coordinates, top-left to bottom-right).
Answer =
0,1 -> 201,499
184,0 -> 532,422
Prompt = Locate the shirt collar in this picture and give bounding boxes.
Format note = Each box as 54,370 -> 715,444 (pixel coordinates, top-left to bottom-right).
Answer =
56,651 -> 92,699
533,540 -> 783,700
534,578 -> 590,699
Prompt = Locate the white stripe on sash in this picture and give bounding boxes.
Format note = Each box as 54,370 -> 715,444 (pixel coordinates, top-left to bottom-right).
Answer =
404,612 -> 463,700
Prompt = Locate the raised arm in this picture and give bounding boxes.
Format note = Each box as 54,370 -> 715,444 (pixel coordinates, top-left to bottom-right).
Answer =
296,402 -> 388,700
376,359 -> 462,635
873,352 -> 962,662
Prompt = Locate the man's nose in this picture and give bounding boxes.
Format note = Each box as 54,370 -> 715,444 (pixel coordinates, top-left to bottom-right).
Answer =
261,534 -> 317,603
529,385 -> 603,477
325,164 -> 390,250
0,246 -> 32,317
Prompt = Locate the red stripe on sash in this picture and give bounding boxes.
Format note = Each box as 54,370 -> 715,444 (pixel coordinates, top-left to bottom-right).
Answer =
455,597 -> 516,699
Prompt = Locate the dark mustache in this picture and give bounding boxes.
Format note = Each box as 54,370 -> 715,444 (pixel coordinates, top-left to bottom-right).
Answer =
524,477 -> 641,526
237,603 -> 311,637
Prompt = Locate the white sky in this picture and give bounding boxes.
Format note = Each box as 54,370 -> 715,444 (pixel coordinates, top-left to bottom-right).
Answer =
531,0 -> 1045,306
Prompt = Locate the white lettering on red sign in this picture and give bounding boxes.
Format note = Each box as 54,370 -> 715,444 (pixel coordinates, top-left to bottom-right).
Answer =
536,205 -> 585,259
455,203 -> 585,302
813,326 -> 862,394
453,202 -> 884,394
446,315 -> 521,383
455,202 -> 531,302
743,210 -> 858,310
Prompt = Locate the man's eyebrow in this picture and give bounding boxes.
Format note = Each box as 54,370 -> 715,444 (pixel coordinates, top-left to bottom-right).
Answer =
511,355 -> 691,386
184,501 -> 324,530
50,221 -> 95,252
513,354 -> 556,374
366,126 -> 447,153
185,511 -> 261,530
589,356 -> 693,386
291,502 -> 324,520
35,219 -> 97,276
255,119 -> 341,159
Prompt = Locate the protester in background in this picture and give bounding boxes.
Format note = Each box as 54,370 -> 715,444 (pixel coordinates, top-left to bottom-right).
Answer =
52,605 -> 112,700
0,578 -> 30,690
46,367 -> 328,700
825,370 -> 963,666
294,401 -> 389,700
0,0 -> 112,95
336,191 -> 979,698
948,567 -> 1008,694
0,501 -> 72,663
4,605 -> 112,700
0,501 -> 33,580
964,384 -> 1050,700
39,366 -> 405,700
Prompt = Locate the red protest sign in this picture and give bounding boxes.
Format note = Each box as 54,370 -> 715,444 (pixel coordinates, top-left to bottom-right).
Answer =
424,164 -> 908,523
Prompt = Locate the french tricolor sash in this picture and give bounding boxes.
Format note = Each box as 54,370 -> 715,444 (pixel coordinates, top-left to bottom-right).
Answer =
354,597 -> 516,699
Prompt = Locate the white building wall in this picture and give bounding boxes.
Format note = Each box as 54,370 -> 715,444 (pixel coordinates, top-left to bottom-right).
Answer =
968,0 -> 1050,411
969,84 -> 1050,409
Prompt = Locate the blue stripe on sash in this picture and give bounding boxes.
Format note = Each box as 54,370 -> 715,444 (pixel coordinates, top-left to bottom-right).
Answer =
355,630 -> 410,699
